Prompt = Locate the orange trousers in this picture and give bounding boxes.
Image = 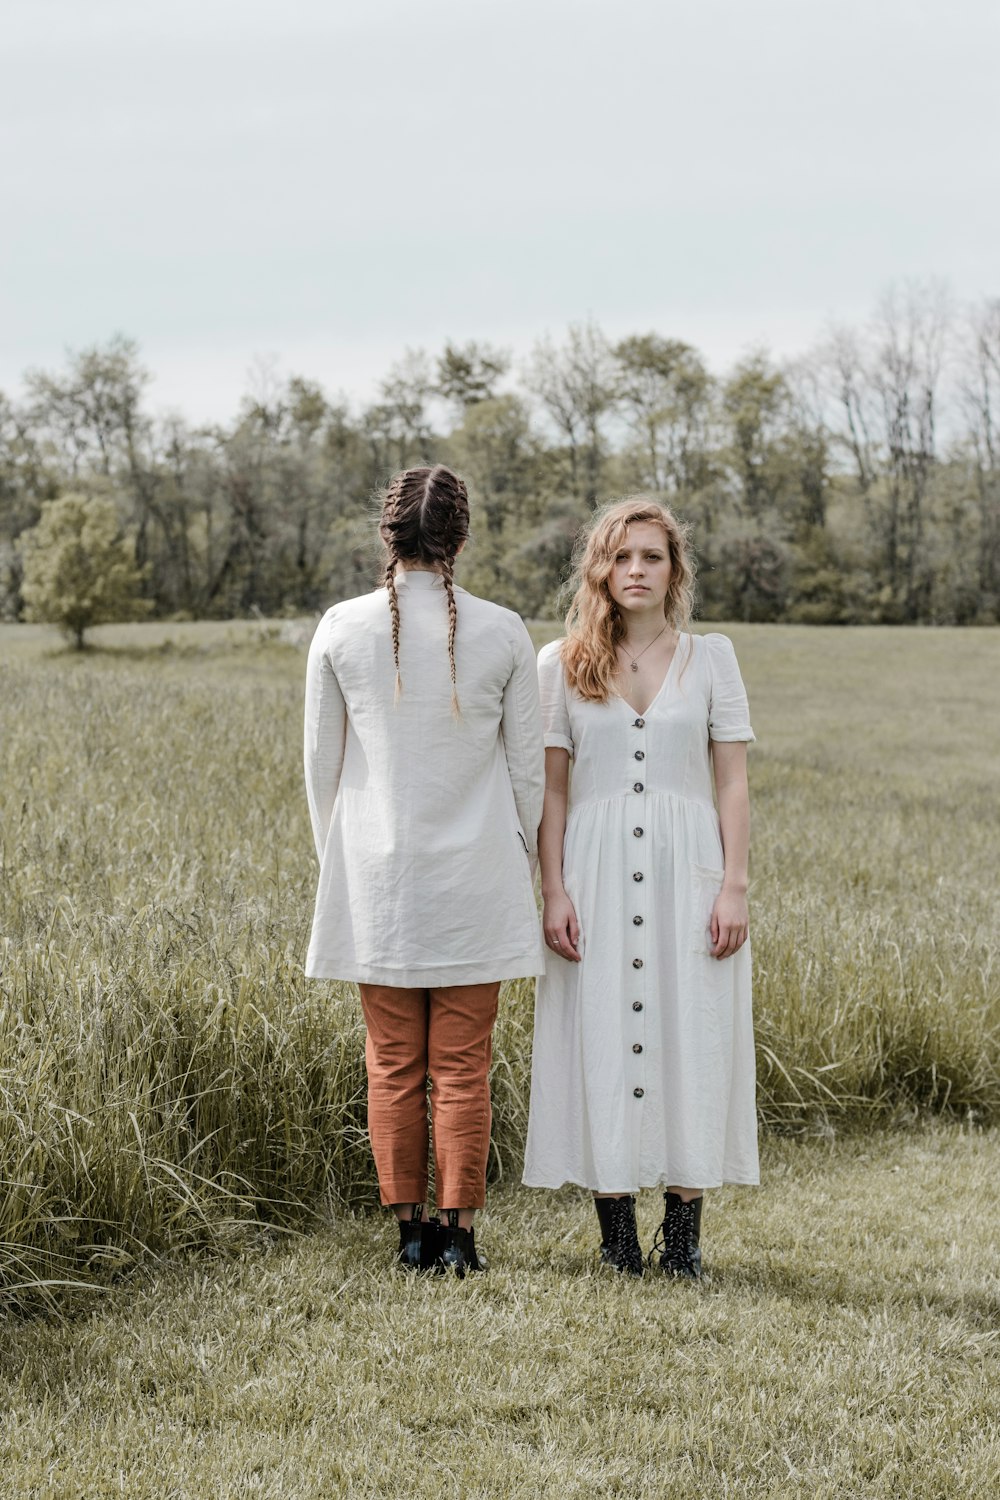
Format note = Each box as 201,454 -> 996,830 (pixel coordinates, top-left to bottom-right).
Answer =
358,982 -> 501,1209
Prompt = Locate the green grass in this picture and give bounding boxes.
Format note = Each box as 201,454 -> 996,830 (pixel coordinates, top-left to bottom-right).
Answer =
2,619 -> 999,1493
1,620 -> 999,1305
2,1128 -> 998,1498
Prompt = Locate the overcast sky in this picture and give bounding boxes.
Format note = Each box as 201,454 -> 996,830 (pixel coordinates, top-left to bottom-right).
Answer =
2,0 -> 997,424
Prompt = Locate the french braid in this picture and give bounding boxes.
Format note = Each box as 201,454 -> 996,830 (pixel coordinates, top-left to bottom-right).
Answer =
383,556 -> 403,702
378,464 -> 470,715
438,552 -> 460,715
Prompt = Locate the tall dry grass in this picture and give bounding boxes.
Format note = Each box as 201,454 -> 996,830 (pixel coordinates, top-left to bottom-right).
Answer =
1,622 -> 998,1302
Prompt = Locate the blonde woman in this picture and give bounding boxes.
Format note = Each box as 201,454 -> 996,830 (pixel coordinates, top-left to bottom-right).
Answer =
304,465 -> 545,1275
522,498 -> 758,1277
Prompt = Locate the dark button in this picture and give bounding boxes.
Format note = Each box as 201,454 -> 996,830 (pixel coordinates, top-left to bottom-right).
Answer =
632,1043 -> 643,1054
632,1001 -> 643,1012
633,717 -> 645,728
633,782 -> 644,793
633,872 -> 643,882
634,750 -> 644,761
633,1087 -> 644,1098
632,958 -> 643,969
633,915 -> 643,926
633,827 -> 644,838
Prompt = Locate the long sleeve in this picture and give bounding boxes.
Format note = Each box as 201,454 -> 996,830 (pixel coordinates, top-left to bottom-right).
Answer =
499,618 -> 546,859
303,610 -> 347,862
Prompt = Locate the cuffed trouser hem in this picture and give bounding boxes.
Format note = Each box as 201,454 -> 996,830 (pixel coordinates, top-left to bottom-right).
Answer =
377,1179 -> 429,1209
436,1182 -> 488,1211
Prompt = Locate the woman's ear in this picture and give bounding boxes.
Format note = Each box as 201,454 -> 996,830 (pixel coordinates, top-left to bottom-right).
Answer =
456,538 -> 467,556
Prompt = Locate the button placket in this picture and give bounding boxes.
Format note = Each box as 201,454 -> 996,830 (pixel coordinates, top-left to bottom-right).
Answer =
626,710 -> 647,1104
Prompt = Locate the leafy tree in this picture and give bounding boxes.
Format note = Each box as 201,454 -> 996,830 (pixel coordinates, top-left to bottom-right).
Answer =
446,394 -> 536,534
25,335 -> 157,563
526,323 -> 615,502
722,353 -> 795,519
365,350 -> 437,475
613,335 -> 713,493
825,284 -> 949,620
436,341 -> 510,412
959,297 -> 1000,618
20,493 -> 149,648
3,303 -> 998,628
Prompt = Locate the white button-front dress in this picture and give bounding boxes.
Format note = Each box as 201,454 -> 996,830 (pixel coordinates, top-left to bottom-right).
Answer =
522,632 -> 759,1192
304,570 -> 546,987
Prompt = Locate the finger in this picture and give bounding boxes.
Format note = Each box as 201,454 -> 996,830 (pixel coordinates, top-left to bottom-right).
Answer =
713,923 -> 736,959
561,920 -> 581,961
721,924 -> 748,958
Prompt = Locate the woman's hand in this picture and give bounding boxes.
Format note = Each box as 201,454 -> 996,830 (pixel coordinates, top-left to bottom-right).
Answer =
710,885 -> 749,959
543,889 -> 582,962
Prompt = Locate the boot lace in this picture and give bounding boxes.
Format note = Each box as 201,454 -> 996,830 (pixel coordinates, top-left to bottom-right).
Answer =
648,1195 -> 696,1270
608,1196 -> 643,1276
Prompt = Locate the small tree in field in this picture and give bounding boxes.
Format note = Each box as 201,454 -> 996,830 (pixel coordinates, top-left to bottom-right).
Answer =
20,493 -> 149,648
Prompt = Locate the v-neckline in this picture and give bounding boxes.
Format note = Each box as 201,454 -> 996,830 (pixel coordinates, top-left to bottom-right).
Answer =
615,633 -> 686,717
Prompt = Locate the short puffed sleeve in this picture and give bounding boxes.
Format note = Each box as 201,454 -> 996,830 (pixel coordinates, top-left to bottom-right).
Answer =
536,639 -> 574,756
704,633 -> 755,743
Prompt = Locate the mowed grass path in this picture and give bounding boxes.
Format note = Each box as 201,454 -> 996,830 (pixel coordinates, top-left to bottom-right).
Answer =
2,621 -> 1000,1494
3,1130 -> 998,1498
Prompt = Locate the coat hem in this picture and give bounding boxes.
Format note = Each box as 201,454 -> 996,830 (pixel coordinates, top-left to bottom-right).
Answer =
305,954 -> 545,985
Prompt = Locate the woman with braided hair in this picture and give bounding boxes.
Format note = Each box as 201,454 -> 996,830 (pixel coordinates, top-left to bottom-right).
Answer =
304,465 -> 545,1275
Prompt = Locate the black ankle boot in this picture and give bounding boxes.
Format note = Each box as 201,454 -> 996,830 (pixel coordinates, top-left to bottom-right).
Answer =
396,1207 -> 441,1272
594,1197 -> 616,1264
604,1195 -> 644,1277
437,1209 -> 488,1277
649,1192 -> 703,1278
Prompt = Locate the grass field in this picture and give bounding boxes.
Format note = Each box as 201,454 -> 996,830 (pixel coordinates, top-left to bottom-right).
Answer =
1,618 -> 999,1493
2,1131 -> 998,1497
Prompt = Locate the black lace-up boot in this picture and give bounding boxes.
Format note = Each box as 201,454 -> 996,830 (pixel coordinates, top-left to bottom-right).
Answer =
437,1209 -> 488,1276
594,1197 -> 616,1264
649,1192 -> 703,1278
396,1207 -> 441,1272
604,1195 -> 644,1277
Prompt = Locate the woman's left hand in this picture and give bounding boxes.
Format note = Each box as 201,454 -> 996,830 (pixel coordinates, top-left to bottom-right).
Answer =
710,886 -> 749,959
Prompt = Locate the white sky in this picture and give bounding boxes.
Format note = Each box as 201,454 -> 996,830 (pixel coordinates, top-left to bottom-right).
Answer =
2,0 -> 997,424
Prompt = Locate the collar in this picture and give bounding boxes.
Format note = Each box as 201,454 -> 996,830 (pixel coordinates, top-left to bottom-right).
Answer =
394,568 -> 451,590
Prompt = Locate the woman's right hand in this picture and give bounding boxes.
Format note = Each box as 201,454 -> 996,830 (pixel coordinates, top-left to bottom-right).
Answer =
542,890 -> 582,962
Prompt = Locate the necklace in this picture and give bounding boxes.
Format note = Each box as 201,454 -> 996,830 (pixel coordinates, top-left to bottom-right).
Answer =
619,622 -> 669,672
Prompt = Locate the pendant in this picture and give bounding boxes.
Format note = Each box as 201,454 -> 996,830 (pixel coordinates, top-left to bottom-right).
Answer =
631,662 -> 638,672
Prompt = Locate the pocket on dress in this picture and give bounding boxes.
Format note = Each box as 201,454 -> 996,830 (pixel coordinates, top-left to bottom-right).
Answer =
690,863 -> 725,954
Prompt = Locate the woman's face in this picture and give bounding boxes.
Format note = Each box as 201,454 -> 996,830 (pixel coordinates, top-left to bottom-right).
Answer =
606,521 -> 672,617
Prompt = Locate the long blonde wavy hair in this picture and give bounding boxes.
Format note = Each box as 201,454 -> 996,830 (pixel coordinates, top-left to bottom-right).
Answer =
561,497 -> 696,702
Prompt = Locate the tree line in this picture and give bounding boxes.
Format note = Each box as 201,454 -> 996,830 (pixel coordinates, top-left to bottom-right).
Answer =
2,286 -> 999,630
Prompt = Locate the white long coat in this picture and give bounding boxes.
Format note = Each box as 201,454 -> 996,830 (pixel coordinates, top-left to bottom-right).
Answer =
304,569 -> 545,986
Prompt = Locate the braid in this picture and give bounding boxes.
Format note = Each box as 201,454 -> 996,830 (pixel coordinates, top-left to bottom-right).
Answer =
439,554 -> 460,717
384,556 -> 403,702
378,464 -> 470,714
